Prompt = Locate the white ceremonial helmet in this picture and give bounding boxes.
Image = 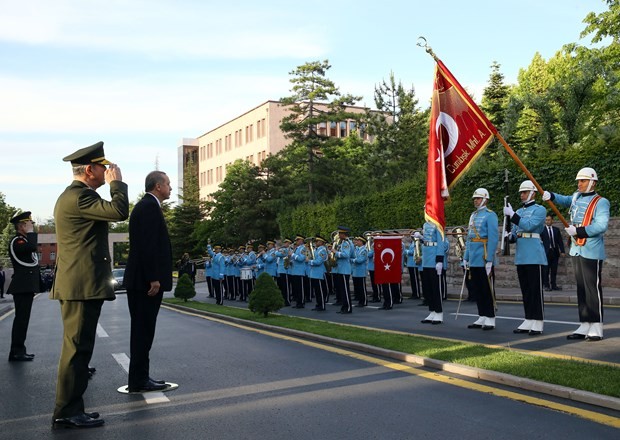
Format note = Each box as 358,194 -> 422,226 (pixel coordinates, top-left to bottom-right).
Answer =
575,167 -> 598,181
472,188 -> 489,199
518,180 -> 537,192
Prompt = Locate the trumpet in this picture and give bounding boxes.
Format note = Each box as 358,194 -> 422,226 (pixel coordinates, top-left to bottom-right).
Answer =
449,226 -> 467,258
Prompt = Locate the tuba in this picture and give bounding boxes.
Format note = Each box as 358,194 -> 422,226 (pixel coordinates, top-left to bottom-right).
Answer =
448,226 -> 467,259
327,230 -> 340,268
304,237 -> 316,261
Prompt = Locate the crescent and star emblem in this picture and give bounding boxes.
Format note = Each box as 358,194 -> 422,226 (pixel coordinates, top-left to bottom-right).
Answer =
435,111 -> 459,158
380,248 -> 395,271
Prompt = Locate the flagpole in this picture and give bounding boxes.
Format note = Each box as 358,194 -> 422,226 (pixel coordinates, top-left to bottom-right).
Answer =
417,37 -> 569,227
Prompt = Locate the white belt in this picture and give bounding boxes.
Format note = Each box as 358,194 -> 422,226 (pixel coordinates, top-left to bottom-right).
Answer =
517,232 -> 540,239
424,242 -> 438,247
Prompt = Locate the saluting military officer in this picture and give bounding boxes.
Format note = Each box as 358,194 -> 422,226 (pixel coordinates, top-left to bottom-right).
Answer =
51,142 -> 129,429
543,167 -> 610,341
6,211 -> 40,362
504,180 -> 548,335
463,188 -> 499,331
308,236 -> 329,311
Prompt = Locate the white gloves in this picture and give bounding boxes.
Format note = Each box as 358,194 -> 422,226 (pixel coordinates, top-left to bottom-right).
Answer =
462,259 -> 468,270
485,261 -> 493,276
413,231 -> 422,239
503,203 -> 514,217
435,262 -> 443,276
542,191 -> 551,201
565,225 -> 577,236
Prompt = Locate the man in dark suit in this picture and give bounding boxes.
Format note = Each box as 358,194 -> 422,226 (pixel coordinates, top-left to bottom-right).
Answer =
6,211 -> 40,362
541,214 -> 565,291
123,171 -> 173,393
51,142 -> 129,429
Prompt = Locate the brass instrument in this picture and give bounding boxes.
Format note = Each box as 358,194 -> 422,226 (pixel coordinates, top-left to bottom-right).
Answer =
304,237 -> 316,261
363,231 -> 374,252
449,226 -> 467,258
364,228 -> 422,237
414,236 -> 423,264
327,230 -> 340,268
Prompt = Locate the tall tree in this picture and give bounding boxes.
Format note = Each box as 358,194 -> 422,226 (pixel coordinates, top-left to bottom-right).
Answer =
481,61 -> 510,130
279,60 -> 362,203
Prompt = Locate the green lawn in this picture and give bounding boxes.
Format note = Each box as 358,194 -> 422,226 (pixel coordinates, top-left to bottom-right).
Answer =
164,298 -> 620,398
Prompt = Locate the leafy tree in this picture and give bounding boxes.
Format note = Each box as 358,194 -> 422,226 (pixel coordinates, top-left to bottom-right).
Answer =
248,272 -> 284,317
174,273 -> 196,302
481,61 -> 510,131
581,0 -> 620,43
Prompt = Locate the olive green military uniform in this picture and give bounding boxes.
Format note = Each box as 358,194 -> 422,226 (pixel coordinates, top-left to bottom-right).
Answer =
51,143 -> 129,420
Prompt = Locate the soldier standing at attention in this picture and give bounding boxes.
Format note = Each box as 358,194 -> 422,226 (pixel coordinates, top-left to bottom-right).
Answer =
543,167 -> 610,341
504,180 -> 547,335
351,236 -> 369,307
308,236 -> 329,311
6,211 -> 40,362
463,188 -> 499,331
333,226 -> 354,314
417,222 -> 448,325
51,142 -> 129,429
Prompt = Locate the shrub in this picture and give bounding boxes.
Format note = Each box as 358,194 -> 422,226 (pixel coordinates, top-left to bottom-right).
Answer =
248,272 -> 285,317
174,273 -> 196,302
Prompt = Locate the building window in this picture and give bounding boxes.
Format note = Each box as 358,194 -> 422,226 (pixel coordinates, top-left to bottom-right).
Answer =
330,122 -> 337,137
349,121 -> 357,133
340,121 -> 347,137
50,252 -> 56,261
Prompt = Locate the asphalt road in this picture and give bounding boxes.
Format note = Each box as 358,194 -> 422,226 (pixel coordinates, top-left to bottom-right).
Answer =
0,294 -> 618,439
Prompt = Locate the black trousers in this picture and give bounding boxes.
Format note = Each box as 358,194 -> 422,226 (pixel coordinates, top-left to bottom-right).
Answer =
325,272 -> 334,301
10,292 -> 34,355
212,278 -> 223,305
352,276 -> 367,306
517,265 -> 544,321
368,270 -> 380,300
380,284 -> 394,309
407,267 -> 421,299
127,289 -> 163,388
311,277 -> 328,310
574,256 -> 604,323
303,275 -> 312,302
421,270 -> 442,313
542,250 -> 560,288
334,273 -> 352,312
290,274 -> 305,306
54,299 -> 103,419
277,273 -> 290,305
206,276 -> 213,297
470,267 -> 495,318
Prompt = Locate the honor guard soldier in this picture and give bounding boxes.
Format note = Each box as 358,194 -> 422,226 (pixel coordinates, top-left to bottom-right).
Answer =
543,167 -> 610,341
207,245 -> 225,305
351,236 -> 369,307
405,232 -> 422,300
308,236 -> 329,311
275,238 -> 292,305
463,188 -> 499,330
504,180 -> 548,335
333,226 -> 354,314
416,221 -> 449,325
7,211 -> 40,362
290,235 -> 307,308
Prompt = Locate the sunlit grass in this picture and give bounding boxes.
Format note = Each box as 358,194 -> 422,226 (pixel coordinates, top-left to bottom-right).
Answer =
164,298 -> 620,398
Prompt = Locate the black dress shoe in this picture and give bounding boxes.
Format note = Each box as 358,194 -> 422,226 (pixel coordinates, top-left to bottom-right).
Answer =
128,379 -> 168,393
567,333 -> 586,340
586,336 -> 603,342
379,306 -> 392,310
467,324 -> 482,329
53,413 -> 104,429
8,354 -> 34,362
149,378 -> 166,385
513,329 -> 529,334
25,353 -> 35,358
354,304 -> 366,308
85,412 -> 100,419
421,319 -> 433,324
552,286 -> 562,291
528,331 -> 542,336
336,310 -> 352,314
482,325 -> 495,331
293,305 -> 305,309
431,321 -> 443,325
88,366 -> 96,374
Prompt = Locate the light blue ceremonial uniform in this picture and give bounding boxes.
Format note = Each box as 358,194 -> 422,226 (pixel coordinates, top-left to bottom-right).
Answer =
421,222 -> 448,268
255,253 -> 265,276
231,255 -> 241,277
464,207 -> 499,266
333,239 -> 353,275
211,253 -> 225,281
264,248 -> 278,277
275,247 -> 290,275
243,250 -> 257,273
552,192 -> 610,260
351,245 -> 368,278
205,258 -> 213,278
290,245 -> 307,276
367,248 -> 375,271
308,245 -> 328,279
405,241 -> 421,268
509,201 -> 547,265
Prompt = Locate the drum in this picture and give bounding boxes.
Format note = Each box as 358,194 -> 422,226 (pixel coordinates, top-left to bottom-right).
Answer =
240,267 -> 253,280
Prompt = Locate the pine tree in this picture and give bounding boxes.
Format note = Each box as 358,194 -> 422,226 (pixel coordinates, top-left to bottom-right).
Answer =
174,273 -> 196,302
248,272 -> 284,317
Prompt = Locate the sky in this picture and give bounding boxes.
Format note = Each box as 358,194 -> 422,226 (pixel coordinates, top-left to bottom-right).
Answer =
0,0 -> 609,222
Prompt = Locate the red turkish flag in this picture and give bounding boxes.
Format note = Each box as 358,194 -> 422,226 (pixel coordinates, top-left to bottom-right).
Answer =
425,60 -> 496,236
373,236 -> 403,284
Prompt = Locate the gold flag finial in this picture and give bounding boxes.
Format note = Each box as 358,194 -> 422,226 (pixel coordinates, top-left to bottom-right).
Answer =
417,36 -> 438,61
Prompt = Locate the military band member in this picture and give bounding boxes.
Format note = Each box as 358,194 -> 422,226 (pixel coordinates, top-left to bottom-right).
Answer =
255,244 -> 266,278
504,180 -> 548,335
264,241 -> 278,280
417,221 -> 449,324
543,167 -> 610,341
351,236 -> 368,307
290,235 -> 307,308
405,232 -> 422,300
463,188 -> 499,330
207,245 -> 225,305
204,256 -> 214,298
367,240 -> 380,303
275,239 -> 292,306
325,243 -> 336,302
223,249 -> 234,300
333,226 -> 354,314
6,211 -> 40,362
240,245 -> 256,301
308,236 -> 329,311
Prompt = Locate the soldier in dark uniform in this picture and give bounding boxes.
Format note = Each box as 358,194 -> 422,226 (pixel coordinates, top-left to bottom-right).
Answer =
51,142 -> 129,429
6,211 -> 40,362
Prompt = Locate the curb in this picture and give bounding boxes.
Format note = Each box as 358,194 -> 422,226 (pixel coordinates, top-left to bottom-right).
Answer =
164,301 -> 620,412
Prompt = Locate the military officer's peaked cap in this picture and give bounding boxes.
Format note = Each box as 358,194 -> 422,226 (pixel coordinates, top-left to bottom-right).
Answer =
315,235 -> 326,243
10,211 -> 32,224
258,244 -> 265,249
295,234 -> 305,241
266,240 -> 275,245
337,225 -> 350,234
63,141 -> 111,165
213,245 -> 222,250
355,236 -> 367,244
283,238 -> 292,244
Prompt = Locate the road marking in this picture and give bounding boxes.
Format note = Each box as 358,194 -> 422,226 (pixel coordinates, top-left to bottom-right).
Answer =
96,323 -> 109,337
451,312 -> 577,325
112,352 -> 170,404
168,306 -> 620,429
